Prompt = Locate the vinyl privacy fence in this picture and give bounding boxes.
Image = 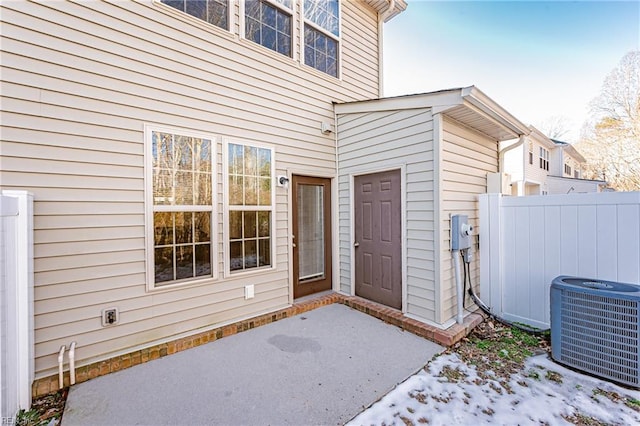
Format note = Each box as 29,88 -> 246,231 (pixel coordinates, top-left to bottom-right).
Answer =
1,191 -> 34,421
479,191 -> 640,329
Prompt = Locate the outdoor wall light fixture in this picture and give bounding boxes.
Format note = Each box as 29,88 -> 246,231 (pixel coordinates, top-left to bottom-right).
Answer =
277,175 -> 290,189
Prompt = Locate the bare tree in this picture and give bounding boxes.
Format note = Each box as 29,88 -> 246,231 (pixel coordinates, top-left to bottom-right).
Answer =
535,115 -> 572,140
576,50 -> 640,191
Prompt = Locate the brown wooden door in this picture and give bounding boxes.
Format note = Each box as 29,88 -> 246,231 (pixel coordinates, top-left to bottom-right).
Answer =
354,170 -> 402,309
293,176 -> 332,298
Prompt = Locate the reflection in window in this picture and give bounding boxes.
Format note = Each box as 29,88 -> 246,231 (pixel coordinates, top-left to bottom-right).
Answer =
245,0 -> 292,57
303,0 -> 339,77
151,131 -> 213,286
228,143 -> 273,273
162,0 -> 229,30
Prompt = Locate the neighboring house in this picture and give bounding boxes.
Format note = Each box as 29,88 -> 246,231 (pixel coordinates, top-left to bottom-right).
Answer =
503,126 -> 605,195
0,0 -> 406,391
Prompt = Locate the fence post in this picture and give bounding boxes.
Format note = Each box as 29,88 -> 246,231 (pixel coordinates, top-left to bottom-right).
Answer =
0,190 -> 34,417
479,193 -> 503,316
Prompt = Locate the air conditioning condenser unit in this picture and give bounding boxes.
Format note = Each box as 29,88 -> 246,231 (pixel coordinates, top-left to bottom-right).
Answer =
551,275 -> 640,388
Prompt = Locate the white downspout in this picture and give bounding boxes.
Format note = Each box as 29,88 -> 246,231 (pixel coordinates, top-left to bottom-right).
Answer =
498,135 -> 526,173
452,250 -> 463,324
377,0 -> 396,97
68,341 -> 77,385
57,345 -> 66,389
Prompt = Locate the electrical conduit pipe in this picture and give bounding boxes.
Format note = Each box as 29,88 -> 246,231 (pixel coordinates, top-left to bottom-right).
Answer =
69,341 -> 77,385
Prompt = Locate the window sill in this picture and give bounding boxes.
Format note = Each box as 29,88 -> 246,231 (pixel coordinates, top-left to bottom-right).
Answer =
224,264 -> 277,280
147,275 -> 217,293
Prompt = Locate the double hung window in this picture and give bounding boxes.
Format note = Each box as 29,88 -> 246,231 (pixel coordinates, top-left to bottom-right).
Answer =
303,0 -> 340,77
539,147 -> 549,171
148,129 -> 215,288
227,142 -> 274,273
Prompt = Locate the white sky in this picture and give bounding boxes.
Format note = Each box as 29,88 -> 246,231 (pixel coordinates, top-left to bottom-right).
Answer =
383,1 -> 640,143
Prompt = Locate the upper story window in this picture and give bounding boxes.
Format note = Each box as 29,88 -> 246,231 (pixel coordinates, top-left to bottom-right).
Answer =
245,0 -> 293,57
528,142 -> 533,165
146,128 -> 215,289
574,170 -> 580,179
539,147 -> 549,171
227,142 -> 275,274
161,0 -> 229,30
303,0 -> 340,77
564,164 -> 572,175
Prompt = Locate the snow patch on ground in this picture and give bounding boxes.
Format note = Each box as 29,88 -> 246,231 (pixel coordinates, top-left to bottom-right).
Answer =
348,353 -> 640,425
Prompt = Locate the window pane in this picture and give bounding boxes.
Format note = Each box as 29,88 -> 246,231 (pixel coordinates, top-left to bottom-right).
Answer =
259,177 -> 271,206
194,139 -> 212,173
175,171 -> 194,205
155,247 -> 174,284
176,245 -> 194,280
230,241 -> 244,271
262,2 -> 276,27
258,211 -> 270,237
259,238 -> 270,267
245,211 -> 257,238
195,244 -> 212,277
229,143 -> 244,175
244,146 -> 258,176
229,175 -> 244,205
277,32 -> 291,56
195,172 -> 212,205
244,240 -> 257,268
153,169 -> 173,205
245,176 -> 258,205
175,212 -> 193,244
186,0 -> 207,20
246,17 -> 261,44
153,132 -> 173,169
194,212 -> 210,243
258,148 -> 271,177
154,212 -> 174,246
207,0 -> 228,29
262,25 -> 277,51
229,210 -> 243,240
175,135 -> 194,170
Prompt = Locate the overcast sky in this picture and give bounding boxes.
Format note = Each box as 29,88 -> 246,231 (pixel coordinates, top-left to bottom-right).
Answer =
383,0 -> 640,142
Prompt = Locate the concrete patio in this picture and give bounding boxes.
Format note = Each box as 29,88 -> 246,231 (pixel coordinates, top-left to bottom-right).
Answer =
62,303 -> 443,425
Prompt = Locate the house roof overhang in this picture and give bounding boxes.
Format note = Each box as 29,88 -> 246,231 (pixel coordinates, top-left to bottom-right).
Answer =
363,0 -> 408,22
551,139 -> 587,163
334,86 -> 529,141
528,125 -> 557,150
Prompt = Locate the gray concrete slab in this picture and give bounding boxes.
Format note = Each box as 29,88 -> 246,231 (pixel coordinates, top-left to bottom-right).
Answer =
62,304 -> 443,426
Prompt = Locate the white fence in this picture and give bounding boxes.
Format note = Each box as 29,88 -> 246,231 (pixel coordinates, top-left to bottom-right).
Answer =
479,191 -> 640,329
1,191 -> 34,421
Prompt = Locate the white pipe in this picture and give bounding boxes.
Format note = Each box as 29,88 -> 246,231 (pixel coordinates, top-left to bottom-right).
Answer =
452,250 -> 464,324
69,341 -> 77,385
498,135 -> 526,173
57,345 -> 66,389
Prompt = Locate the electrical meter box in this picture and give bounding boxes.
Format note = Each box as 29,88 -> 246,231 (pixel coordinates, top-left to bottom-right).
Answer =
451,214 -> 472,250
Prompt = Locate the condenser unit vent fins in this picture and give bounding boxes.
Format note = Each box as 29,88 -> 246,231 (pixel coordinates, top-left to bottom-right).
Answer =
551,276 -> 640,388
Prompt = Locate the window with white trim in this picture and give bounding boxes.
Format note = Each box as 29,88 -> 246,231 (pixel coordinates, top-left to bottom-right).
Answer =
161,0 -> 229,30
539,147 -> 549,171
147,128 -> 215,288
227,142 -> 274,273
303,0 -> 339,77
245,0 -> 293,57
528,142 -> 533,165
564,164 -> 572,175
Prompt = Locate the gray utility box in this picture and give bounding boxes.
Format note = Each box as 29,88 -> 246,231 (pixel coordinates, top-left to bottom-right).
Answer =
550,275 -> 640,388
451,214 -> 472,251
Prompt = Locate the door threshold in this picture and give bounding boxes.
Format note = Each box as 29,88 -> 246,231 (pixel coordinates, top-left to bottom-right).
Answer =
294,290 -> 336,304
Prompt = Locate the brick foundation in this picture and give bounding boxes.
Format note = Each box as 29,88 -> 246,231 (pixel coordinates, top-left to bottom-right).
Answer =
32,292 -> 483,398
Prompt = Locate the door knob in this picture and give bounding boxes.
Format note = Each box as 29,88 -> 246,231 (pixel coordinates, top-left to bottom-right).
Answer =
354,242 -> 360,247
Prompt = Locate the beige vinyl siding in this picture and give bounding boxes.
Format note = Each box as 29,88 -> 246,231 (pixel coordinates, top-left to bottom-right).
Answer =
336,108 -> 437,322
525,138 -> 551,187
439,117 -> 498,324
0,0 -> 380,377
